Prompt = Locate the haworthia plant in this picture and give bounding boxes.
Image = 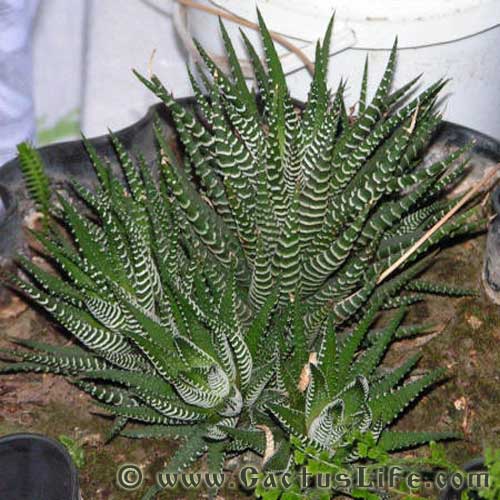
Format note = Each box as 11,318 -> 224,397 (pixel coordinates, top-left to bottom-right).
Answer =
1,10 -> 477,499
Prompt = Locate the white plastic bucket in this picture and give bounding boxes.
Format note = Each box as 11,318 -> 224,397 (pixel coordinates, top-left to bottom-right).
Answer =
182,0 -> 500,138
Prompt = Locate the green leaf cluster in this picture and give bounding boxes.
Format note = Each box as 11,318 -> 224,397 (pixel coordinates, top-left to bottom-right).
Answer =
2,9 -> 477,499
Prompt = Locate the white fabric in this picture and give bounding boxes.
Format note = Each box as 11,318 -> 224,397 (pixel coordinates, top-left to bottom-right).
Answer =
0,0 -> 39,167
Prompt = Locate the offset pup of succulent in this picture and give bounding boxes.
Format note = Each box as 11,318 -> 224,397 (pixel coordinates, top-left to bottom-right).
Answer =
1,10 -> 480,499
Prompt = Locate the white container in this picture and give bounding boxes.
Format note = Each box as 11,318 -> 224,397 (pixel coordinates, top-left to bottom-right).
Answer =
81,0 -> 192,137
183,0 -> 500,138
29,0 -> 192,141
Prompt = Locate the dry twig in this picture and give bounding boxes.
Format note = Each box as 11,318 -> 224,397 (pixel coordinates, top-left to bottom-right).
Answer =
174,0 -> 314,74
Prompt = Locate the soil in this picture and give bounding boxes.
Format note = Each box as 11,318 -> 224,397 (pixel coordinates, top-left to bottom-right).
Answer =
395,232 -> 500,459
0,229 -> 498,499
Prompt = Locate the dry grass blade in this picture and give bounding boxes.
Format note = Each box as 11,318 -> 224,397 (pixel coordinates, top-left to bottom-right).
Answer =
147,48 -> 157,78
377,166 -> 499,285
256,424 -> 275,465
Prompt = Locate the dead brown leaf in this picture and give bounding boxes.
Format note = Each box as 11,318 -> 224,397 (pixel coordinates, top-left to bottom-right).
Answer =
0,295 -> 28,320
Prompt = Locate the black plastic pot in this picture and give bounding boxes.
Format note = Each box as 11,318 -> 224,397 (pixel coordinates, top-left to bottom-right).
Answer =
0,100 -> 499,262
0,433 -> 80,500
440,457 -> 486,500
